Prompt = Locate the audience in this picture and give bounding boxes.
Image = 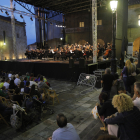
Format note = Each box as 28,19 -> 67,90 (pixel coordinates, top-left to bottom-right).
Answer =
0,79 -> 4,88
8,71 -> 12,80
30,77 -> 38,88
30,84 -> 41,99
14,74 -> 21,86
101,68 -> 115,97
97,92 -> 117,119
48,114 -> 80,140
122,60 -> 135,93
132,82 -> 140,110
24,77 -> 27,86
13,88 -> 23,106
26,72 -> 30,80
0,86 -> 8,98
9,79 -> 17,91
38,76 -> 49,93
35,74 -> 41,82
24,81 -> 30,93
3,78 -> 10,90
118,87 -> 126,94
19,81 -> 24,95
105,93 -> 140,140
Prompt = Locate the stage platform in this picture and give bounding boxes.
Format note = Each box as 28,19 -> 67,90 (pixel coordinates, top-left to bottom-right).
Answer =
0,59 -> 111,80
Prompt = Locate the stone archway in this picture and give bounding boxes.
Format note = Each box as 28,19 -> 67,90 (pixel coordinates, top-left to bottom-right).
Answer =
78,40 -> 86,45
133,37 -> 140,53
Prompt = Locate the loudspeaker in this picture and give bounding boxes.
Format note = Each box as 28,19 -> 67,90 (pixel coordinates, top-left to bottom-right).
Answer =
69,59 -> 74,68
79,58 -> 85,68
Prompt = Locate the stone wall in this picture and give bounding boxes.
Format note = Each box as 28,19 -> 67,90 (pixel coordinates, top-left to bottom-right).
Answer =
0,18 -> 27,60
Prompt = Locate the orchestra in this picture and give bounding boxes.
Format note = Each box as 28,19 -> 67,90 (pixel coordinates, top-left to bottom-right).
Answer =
25,43 -> 112,61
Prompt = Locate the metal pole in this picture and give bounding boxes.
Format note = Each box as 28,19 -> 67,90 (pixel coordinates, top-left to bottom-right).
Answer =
10,0 -> 17,60
92,0 -> 97,63
111,12 -> 117,74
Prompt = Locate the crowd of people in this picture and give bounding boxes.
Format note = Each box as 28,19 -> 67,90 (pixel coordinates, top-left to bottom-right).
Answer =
25,42 -> 112,61
1,56 -> 140,140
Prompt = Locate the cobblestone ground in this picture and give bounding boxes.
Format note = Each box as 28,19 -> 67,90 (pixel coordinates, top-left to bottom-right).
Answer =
0,79 -> 107,140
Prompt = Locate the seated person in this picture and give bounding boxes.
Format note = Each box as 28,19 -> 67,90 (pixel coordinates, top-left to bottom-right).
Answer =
14,74 -> 21,86
105,93 -> 140,140
132,82 -> 140,110
24,81 -> 30,94
0,102 -> 13,120
97,92 -> 117,119
19,82 -> 24,95
0,86 -> 9,99
38,76 -> 49,93
30,85 -> 41,99
30,77 -> 38,88
9,80 -> 17,93
48,113 -> 80,140
34,74 -> 40,82
13,88 -> 23,106
0,79 -> 4,89
118,87 -> 126,94
23,77 -> 27,86
1,86 -> 9,98
26,72 -> 30,80
3,78 -> 10,90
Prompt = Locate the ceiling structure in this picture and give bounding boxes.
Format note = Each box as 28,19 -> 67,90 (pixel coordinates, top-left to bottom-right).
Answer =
15,0 -> 108,15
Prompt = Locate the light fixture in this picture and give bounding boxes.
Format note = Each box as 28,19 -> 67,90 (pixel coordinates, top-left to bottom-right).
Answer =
1,9 -> 3,13
4,42 -> 6,45
5,11 -> 9,16
60,38 -> 63,40
138,20 -> 140,26
30,17 -> 33,21
20,15 -> 23,18
110,0 -> 118,13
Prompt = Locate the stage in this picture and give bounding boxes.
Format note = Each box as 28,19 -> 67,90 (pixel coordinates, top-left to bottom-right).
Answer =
0,59 -> 111,80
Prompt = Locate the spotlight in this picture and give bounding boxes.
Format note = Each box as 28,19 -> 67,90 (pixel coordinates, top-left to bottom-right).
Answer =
5,11 -> 9,16
4,43 -> 6,45
20,15 -> 23,18
30,17 -> 33,21
60,38 -> 63,40
1,9 -> 3,13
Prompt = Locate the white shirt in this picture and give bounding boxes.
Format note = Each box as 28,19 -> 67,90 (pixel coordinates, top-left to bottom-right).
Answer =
8,74 -> 12,80
20,88 -> 24,95
3,82 -> 10,89
133,97 -> 140,110
30,81 -> 38,88
52,123 -> 80,140
14,78 -> 21,86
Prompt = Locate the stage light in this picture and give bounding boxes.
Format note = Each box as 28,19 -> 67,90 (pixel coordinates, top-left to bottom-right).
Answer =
5,11 -> 9,16
138,20 -> 140,26
1,9 -> 3,13
20,15 -> 23,18
30,17 -> 33,21
110,0 -> 118,13
60,38 -> 63,40
3,42 -> 6,45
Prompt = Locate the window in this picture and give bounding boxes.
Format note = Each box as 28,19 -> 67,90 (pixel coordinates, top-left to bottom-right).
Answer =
138,15 -> 140,26
97,20 -> 102,25
79,22 -> 84,27
17,33 -> 19,38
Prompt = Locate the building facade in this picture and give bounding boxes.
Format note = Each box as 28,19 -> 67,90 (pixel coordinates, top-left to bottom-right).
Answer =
128,1 -> 140,55
0,15 -> 27,60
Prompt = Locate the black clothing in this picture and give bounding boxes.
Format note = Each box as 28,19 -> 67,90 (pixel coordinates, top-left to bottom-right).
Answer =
24,87 -> 30,94
97,100 -> 117,118
102,74 -> 115,91
13,95 -> 23,106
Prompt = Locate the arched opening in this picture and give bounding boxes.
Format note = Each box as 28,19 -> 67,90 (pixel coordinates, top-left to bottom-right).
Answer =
133,37 -> 140,54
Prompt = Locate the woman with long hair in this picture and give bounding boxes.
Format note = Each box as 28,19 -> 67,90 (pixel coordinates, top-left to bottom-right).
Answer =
105,93 -> 140,140
9,79 -> 17,93
122,60 -> 135,93
30,84 -> 41,99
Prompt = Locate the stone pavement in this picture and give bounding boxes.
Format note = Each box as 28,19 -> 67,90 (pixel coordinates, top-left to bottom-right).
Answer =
0,79 -> 107,140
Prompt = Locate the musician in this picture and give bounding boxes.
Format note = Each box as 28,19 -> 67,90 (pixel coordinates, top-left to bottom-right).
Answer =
65,48 -> 71,60
61,49 -> 66,61
103,44 -> 111,59
54,48 -> 60,61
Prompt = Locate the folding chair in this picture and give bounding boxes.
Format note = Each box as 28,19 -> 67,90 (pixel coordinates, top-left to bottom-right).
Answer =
47,89 -> 59,106
0,114 -> 9,126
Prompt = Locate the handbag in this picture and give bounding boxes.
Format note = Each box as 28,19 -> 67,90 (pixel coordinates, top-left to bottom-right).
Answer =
90,106 -> 99,119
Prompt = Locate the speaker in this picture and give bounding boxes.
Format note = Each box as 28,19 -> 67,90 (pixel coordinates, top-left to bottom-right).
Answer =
69,59 -> 74,68
79,59 -> 85,68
